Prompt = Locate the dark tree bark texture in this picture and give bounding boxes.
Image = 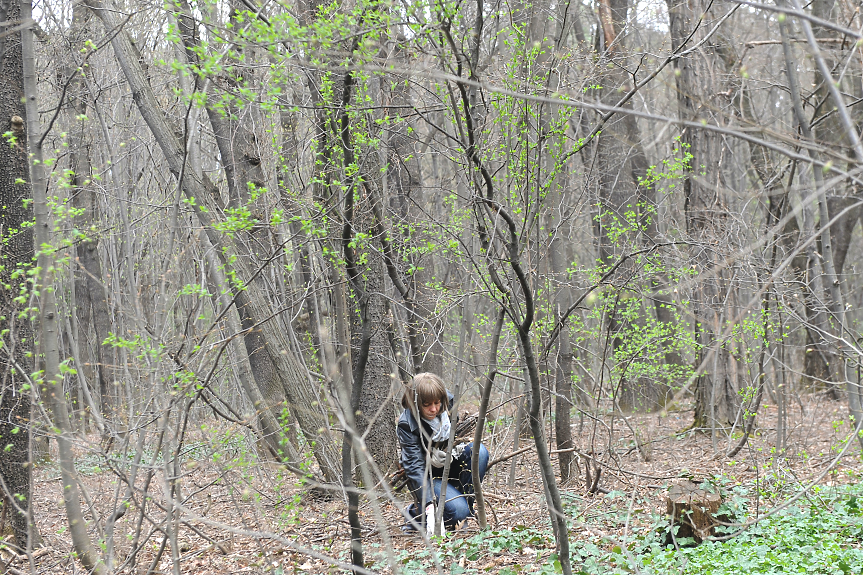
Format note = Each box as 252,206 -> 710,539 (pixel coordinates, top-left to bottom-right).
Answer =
382,47 -> 443,376
0,0 -> 36,549
68,7 -> 115,424
595,0 -> 672,412
349,238 -> 399,471
666,0 -> 739,428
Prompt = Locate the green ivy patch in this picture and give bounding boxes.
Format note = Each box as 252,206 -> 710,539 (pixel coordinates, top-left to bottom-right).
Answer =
376,482 -> 863,574
593,483 -> 863,575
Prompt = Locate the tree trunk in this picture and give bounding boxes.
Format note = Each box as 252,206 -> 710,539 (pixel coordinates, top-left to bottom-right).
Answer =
0,0 -> 37,549
595,0 -> 671,412
666,0 -> 739,428
176,0 -> 303,444
21,0 -> 98,565
72,231 -> 95,430
666,481 -> 723,543
349,239 -> 398,471
342,54 -> 399,472
781,0 -> 863,439
472,309 -> 504,528
555,325 -> 575,483
800,0 -> 847,393
67,6 -> 115,424
382,46 -> 443,375
278,81 -> 326,374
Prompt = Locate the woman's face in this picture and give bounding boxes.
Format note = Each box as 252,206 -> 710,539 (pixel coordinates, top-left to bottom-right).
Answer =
419,398 -> 442,420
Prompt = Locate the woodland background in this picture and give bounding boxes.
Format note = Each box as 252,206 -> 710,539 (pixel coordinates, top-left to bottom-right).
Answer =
1,0 -> 863,572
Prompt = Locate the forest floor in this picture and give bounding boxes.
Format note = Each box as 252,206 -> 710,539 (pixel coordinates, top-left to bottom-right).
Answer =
16,391 -> 863,574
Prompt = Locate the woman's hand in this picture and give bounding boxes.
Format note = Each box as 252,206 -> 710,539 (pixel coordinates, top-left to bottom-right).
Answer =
452,443 -> 467,459
430,448 -> 449,467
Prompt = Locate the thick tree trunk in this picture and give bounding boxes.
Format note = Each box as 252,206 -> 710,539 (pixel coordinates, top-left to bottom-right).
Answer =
67,7 -> 115,424
549,202 -> 577,482
340,53 -> 399,472
555,327 -> 575,483
176,0 -> 302,447
71,261 -> 94,431
277,85 -> 326,374
666,0 -> 739,429
799,0 -> 847,392
349,242 -> 398,471
78,234 -> 115,419
594,0 -> 671,412
382,50 -> 443,375
0,0 -> 37,549
627,110 -> 685,387
22,0 -> 97,566
782,0 -> 863,438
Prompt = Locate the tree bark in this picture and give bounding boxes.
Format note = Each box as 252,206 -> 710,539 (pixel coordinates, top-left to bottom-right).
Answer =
666,481 -> 723,543
472,309 -> 504,528
593,0 -> 675,412
382,43 -> 443,374
0,0 -> 37,550
782,0 -> 863,441
798,0 -> 845,392
332,275 -> 364,572
174,0 -> 311,451
555,317 -> 575,483
348,238 -> 398,471
67,5 -> 115,425
21,0 -> 100,567
665,0 -> 739,428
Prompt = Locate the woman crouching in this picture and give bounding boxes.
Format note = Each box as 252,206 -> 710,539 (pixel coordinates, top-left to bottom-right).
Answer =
397,372 -> 489,531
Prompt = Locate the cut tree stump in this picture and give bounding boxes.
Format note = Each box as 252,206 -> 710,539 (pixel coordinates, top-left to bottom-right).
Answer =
666,480 -> 723,543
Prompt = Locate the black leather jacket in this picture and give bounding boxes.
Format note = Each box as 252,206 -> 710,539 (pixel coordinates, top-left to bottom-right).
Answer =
396,391 -> 455,507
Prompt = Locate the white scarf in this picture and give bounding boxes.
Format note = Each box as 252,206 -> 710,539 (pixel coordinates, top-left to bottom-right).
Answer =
423,410 -> 451,442
422,411 -> 452,467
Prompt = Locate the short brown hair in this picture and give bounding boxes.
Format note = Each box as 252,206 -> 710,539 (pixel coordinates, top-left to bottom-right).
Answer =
402,372 -> 447,415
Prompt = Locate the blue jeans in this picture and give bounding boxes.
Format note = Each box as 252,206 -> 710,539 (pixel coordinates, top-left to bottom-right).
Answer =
431,443 -> 489,526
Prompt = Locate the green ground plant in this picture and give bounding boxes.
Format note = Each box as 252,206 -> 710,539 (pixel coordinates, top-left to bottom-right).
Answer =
372,481 -> 863,574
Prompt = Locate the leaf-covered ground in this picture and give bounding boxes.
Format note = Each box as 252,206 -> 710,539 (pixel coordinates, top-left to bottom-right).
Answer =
15,393 -> 863,574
